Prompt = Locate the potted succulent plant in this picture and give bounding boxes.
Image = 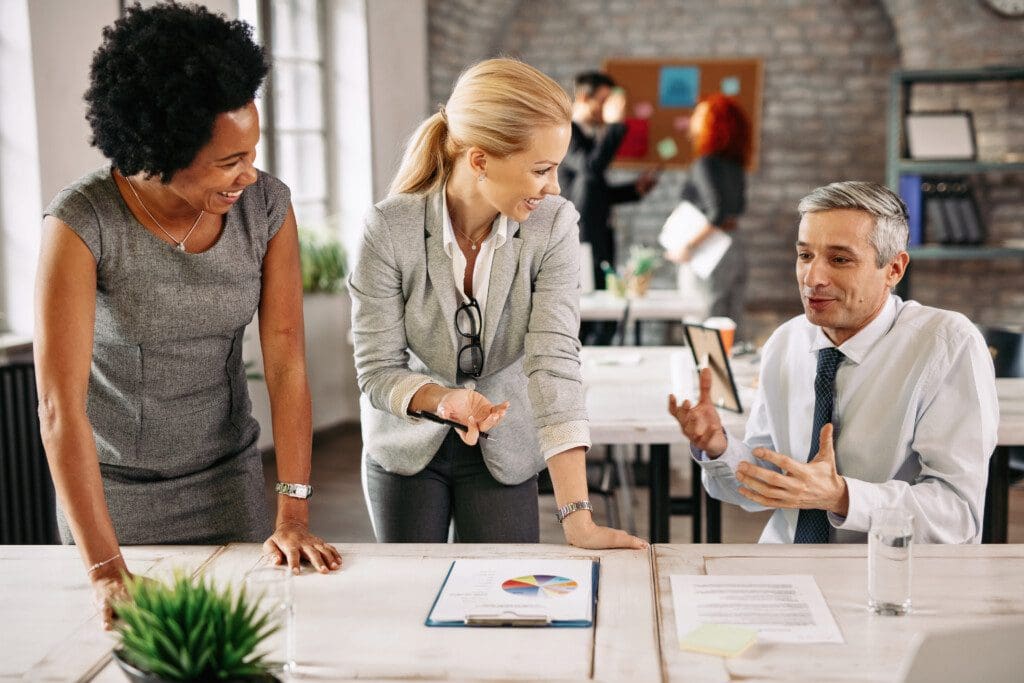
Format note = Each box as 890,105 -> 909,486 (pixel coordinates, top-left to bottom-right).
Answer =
298,229 -> 347,295
112,572 -> 280,682
624,245 -> 661,297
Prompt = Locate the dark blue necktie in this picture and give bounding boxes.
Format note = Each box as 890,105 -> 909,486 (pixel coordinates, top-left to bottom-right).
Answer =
793,347 -> 845,543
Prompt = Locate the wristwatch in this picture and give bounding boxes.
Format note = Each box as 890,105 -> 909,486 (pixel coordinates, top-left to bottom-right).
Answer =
555,500 -> 593,523
275,482 -> 313,499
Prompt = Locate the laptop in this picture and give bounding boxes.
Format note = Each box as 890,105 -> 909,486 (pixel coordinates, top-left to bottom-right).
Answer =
898,619 -> 1024,683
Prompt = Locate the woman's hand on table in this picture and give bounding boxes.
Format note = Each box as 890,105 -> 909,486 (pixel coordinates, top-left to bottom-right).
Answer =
561,511 -> 648,550
91,570 -> 131,631
90,561 -> 156,631
263,522 -> 342,574
436,389 -> 509,446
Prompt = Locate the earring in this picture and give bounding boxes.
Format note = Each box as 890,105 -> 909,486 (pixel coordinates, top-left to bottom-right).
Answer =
477,173 -> 486,182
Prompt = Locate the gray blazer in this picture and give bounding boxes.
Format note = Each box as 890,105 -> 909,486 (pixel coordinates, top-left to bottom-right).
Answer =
348,190 -> 590,485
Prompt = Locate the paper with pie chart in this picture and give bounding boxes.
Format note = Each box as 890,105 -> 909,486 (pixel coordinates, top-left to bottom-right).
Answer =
426,559 -> 596,626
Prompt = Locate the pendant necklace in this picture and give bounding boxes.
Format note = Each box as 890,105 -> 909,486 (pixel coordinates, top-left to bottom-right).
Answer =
125,176 -> 204,252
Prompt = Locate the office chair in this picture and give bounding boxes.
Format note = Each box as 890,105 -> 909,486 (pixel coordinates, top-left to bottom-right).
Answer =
982,327 -> 1023,482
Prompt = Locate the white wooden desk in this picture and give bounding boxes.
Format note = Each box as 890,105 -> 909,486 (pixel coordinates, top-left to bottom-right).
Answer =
582,346 -> 1024,544
5,544 -> 1024,682
1,545 -> 221,681
80,544 -> 657,683
655,544 -> 1024,682
580,290 -> 704,345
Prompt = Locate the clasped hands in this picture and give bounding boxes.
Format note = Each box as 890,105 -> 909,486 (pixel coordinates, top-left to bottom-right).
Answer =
668,367 -> 848,515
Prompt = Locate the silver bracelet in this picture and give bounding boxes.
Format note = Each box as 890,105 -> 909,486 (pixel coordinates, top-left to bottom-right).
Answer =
86,552 -> 122,574
555,500 -> 593,524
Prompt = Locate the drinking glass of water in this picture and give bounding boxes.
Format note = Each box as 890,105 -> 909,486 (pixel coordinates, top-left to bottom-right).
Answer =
868,507 -> 914,615
245,565 -> 295,675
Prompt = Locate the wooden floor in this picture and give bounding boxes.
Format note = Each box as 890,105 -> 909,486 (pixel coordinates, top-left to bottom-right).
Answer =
265,423 -> 1024,544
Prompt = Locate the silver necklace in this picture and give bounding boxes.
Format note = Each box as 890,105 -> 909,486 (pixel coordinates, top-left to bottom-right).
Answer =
453,222 -> 491,252
125,176 -> 204,252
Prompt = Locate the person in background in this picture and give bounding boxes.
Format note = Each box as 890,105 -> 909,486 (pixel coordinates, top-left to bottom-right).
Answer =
666,94 -> 751,338
559,71 -> 657,345
34,4 -> 340,630
349,58 -> 646,551
669,181 -> 997,544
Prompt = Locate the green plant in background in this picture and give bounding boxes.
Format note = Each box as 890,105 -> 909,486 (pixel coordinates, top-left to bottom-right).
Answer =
626,245 -> 661,277
114,572 -> 278,681
299,229 -> 347,294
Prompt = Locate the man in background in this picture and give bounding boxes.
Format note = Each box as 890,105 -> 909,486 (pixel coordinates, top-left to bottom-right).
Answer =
559,71 -> 657,345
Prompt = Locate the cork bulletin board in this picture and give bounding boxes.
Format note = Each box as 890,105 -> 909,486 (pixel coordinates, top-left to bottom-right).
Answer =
603,58 -> 763,170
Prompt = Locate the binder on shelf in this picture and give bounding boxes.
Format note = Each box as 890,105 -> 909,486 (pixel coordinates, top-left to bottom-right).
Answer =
898,174 -> 924,246
919,178 -> 985,246
425,559 -> 599,628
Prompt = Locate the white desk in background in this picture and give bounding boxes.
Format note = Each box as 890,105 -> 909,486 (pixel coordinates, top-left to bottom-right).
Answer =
5,543 -> 1024,682
579,290 -> 705,345
581,346 -> 1024,544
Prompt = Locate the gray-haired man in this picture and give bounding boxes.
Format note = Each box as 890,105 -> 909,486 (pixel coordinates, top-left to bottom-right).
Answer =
669,181 -> 998,543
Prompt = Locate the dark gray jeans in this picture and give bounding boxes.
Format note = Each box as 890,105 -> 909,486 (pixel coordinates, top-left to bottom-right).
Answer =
363,429 -> 540,543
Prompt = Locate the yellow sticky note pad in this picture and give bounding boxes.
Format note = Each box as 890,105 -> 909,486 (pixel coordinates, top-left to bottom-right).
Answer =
679,623 -> 757,657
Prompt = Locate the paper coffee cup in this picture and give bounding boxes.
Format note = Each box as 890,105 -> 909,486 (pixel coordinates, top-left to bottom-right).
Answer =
704,317 -> 737,356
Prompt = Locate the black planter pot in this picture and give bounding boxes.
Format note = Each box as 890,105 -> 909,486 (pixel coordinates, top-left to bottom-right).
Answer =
112,650 -> 281,682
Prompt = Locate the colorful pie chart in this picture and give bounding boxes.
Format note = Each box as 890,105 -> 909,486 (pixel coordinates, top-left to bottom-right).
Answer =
501,574 -> 578,598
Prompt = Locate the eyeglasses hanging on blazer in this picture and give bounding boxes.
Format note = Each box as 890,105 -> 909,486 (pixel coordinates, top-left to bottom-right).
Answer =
456,298 -> 484,378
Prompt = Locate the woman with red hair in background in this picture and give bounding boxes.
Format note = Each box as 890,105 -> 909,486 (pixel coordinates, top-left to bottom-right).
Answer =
666,94 -> 752,338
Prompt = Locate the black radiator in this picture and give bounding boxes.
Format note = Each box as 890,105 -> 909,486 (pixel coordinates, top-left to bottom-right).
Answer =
0,363 -> 58,544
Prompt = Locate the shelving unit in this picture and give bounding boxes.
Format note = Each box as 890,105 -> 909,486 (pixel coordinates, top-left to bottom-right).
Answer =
886,66 -> 1024,297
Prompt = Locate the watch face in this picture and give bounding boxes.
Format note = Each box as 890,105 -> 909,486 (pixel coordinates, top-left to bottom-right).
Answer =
982,0 -> 1024,17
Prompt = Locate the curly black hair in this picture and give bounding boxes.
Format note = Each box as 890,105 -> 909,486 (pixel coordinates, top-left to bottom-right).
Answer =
85,2 -> 270,182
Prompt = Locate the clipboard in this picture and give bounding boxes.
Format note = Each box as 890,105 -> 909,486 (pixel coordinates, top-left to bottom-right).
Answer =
425,559 -> 599,628
683,323 -> 743,413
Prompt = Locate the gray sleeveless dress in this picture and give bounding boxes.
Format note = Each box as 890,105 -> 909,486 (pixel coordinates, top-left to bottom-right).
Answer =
44,166 -> 290,544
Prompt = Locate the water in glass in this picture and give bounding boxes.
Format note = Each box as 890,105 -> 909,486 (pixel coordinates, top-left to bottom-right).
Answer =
868,508 -> 913,615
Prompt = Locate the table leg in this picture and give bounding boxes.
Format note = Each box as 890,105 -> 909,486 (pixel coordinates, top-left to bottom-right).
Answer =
690,460 -> 703,543
649,444 -> 671,543
706,494 -> 722,543
982,446 -> 1009,544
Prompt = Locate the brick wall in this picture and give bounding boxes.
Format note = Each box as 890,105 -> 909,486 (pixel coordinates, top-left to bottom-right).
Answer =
427,0 -> 1023,340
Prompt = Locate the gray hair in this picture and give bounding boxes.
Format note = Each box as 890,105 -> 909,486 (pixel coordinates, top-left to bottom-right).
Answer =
797,181 -> 909,267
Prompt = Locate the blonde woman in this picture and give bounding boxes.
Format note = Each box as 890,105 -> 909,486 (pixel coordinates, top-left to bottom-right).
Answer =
349,59 -> 646,548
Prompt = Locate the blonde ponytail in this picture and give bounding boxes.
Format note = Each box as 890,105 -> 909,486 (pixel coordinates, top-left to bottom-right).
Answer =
388,58 -> 572,197
388,111 -> 450,196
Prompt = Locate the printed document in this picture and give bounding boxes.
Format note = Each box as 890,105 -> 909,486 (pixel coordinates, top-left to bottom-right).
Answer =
427,559 -> 596,626
670,575 -> 844,644
658,201 -> 732,279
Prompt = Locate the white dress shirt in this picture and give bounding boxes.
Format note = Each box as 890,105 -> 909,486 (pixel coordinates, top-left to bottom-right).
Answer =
441,185 -> 508,334
694,295 -> 999,543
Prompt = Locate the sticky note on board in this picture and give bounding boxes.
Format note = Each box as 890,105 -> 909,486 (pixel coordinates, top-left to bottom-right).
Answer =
659,66 -> 700,108
633,101 -> 655,119
656,137 -> 679,160
679,623 -> 757,657
721,76 -> 741,96
615,118 -> 649,159
673,115 -> 691,132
